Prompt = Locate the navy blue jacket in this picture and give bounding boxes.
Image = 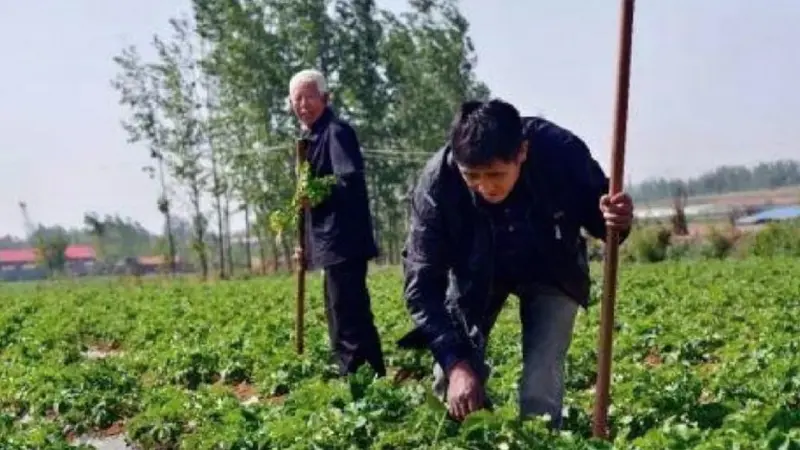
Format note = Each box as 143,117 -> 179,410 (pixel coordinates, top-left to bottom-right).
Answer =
397,116 -> 629,372
303,107 -> 379,268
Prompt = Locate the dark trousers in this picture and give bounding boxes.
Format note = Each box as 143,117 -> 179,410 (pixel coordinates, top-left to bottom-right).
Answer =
323,258 -> 386,377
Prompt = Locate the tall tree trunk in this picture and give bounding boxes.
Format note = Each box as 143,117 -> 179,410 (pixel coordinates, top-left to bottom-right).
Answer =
369,185 -> 383,265
268,233 -> 280,274
190,181 -> 209,280
280,235 -> 293,273
164,211 -> 177,272
256,226 -> 267,275
158,159 -> 177,274
224,192 -> 234,276
390,211 -> 402,264
210,156 -> 226,279
244,205 -> 253,272
386,215 -> 396,265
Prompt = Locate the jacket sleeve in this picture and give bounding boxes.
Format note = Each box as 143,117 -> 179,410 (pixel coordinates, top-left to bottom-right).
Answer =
329,124 -> 364,178
319,124 -> 369,207
563,133 -> 631,243
401,175 -> 474,373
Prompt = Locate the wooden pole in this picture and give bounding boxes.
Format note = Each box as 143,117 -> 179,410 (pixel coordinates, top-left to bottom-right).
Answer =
295,137 -> 310,355
592,0 -> 636,440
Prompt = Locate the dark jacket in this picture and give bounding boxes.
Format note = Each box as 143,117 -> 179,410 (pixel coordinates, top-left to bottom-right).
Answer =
397,116 -> 629,371
304,107 -> 379,268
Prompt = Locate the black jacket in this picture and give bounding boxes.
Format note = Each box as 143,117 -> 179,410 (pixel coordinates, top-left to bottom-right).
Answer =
304,107 -> 379,268
397,116 -> 629,371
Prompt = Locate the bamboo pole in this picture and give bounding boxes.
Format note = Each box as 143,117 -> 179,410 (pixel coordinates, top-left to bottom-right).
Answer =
295,137 -> 310,355
592,0 -> 636,440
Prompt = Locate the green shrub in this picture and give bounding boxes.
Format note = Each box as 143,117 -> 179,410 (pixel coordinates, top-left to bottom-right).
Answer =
666,240 -> 695,261
700,226 -> 738,259
740,220 -> 800,257
590,219 -> 799,264
623,226 -> 672,263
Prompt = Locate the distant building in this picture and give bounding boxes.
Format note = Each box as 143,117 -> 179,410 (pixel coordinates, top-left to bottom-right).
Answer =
635,203 -> 739,222
0,244 -> 97,281
113,255 -> 189,275
65,245 -> 97,276
0,248 -> 45,281
735,205 -> 800,226
135,255 -> 178,274
634,206 -> 674,220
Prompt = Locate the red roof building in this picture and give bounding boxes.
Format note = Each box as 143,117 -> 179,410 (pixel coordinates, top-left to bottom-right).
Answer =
0,248 -> 38,265
0,245 -> 96,265
65,245 -> 96,260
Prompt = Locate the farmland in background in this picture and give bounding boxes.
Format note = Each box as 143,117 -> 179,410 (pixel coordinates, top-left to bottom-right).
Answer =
641,185 -> 800,209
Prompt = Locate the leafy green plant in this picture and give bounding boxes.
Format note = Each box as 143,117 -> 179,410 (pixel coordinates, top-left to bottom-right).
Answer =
1,259 -> 799,447
268,162 -> 336,237
622,225 -> 672,263
700,226 -> 738,259
743,219 -> 800,257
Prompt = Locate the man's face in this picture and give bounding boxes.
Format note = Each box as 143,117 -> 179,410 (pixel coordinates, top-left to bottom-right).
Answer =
457,142 -> 528,204
290,80 -> 328,128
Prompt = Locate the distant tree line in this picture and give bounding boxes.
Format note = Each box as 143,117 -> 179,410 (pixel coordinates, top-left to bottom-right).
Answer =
4,158 -> 797,276
0,214 -> 239,273
629,160 -> 800,203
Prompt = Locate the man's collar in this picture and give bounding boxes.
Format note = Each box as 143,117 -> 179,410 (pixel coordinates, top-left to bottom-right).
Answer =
309,107 -> 334,134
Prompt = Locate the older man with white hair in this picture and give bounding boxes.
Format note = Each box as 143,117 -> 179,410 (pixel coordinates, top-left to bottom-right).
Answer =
288,68 -> 386,378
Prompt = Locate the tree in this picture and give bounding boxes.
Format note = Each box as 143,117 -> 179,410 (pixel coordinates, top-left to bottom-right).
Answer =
194,0 -> 299,272
83,212 -> 107,265
365,0 -> 490,261
110,0 -> 492,271
148,16 -> 210,278
670,185 -> 689,236
32,226 -> 69,276
200,43 -> 229,279
112,46 -> 178,274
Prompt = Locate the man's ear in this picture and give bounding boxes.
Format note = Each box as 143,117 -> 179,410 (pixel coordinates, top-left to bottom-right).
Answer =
322,92 -> 331,104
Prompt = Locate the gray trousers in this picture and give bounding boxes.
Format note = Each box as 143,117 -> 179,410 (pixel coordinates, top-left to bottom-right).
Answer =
432,282 -> 578,429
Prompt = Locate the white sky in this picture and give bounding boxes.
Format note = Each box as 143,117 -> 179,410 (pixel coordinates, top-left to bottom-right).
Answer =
1,0 -> 798,236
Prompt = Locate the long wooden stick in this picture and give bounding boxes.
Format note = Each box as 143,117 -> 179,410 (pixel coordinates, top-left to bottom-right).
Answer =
295,137 -> 310,355
592,0 -> 636,440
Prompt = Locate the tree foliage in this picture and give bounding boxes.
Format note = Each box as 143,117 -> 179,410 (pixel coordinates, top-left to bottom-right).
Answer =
108,0 -> 799,275
31,227 -> 70,275
110,0 -> 491,274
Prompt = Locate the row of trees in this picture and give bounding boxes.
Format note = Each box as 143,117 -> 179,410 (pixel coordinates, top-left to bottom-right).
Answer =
629,160 -> 800,202
112,0 -> 490,279
4,154 -> 794,273
1,213 -> 250,276
1,215 -> 173,269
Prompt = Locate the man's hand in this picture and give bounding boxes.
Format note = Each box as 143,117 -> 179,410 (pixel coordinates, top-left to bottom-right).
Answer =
446,361 -> 485,421
599,192 -> 634,231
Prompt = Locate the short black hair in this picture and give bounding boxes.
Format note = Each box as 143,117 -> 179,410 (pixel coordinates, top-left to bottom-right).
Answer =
449,98 -> 523,167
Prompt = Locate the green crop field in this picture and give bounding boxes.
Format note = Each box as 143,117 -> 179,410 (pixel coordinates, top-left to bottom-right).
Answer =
1,258 -> 799,449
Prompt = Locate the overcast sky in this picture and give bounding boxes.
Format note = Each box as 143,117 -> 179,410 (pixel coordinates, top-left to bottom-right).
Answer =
1,0 -> 798,236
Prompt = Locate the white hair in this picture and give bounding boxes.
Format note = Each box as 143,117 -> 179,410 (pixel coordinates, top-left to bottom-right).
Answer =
288,69 -> 328,96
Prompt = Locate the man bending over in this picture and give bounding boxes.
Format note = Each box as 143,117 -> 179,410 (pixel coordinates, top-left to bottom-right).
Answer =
398,99 -> 634,426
